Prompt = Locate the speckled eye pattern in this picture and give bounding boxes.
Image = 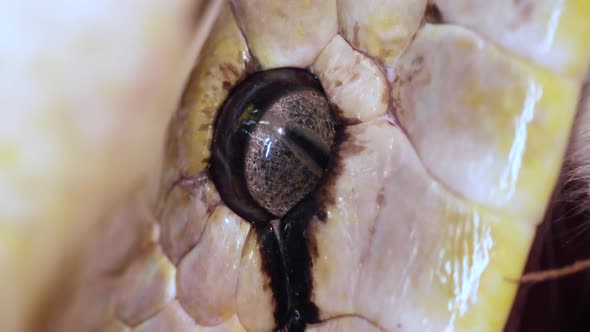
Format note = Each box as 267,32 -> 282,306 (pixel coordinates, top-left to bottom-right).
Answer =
209,68 -> 337,224
54,1 -> 590,332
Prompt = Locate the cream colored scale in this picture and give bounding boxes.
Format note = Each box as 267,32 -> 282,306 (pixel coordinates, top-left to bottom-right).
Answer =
3,0 -> 590,331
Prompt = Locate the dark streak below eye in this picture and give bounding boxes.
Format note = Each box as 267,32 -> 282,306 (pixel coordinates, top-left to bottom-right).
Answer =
256,224 -> 290,329
278,196 -> 321,331
255,196 -> 321,332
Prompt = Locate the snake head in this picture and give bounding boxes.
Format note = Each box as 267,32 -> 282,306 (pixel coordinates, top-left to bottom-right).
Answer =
3,1 -> 590,332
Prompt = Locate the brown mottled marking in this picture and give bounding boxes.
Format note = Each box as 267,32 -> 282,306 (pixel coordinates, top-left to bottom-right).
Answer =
220,63 -> 240,81
313,125 -> 364,211
424,3 -> 443,24
507,1 -> 534,29
222,81 -> 232,91
380,87 -> 389,105
376,189 -> 385,208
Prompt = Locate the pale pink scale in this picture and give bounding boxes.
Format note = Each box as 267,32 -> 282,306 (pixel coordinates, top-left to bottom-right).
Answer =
100,320 -> 131,332
114,246 -> 176,326
233,0 -> 338,69
337,0 -> 427,69
307,120 -> 480,330
133,301 -> 195,332
176,205 -> 250,326
393,24 -> 578,221
434,0 -> 590,80
312,35 -> 389,122
157,176 -> 220,264
235,229 -> 276,332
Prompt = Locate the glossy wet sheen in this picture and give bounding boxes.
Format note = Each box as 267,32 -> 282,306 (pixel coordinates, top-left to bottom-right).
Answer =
45,1 -> 590,332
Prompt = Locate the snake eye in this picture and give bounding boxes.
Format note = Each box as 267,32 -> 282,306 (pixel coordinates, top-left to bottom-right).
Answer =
210,68 -> 337,224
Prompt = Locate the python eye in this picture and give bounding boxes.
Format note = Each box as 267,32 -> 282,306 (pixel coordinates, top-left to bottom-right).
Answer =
209,68 -> 336,225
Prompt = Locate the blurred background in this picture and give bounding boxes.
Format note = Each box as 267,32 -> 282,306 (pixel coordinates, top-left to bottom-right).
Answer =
0,1 -> 221,331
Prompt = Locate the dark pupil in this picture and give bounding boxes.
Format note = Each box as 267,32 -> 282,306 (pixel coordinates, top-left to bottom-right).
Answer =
210,68 -> 336,225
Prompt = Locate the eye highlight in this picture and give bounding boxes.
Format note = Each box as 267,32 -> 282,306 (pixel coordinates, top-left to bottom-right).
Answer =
210,68 -> 337,224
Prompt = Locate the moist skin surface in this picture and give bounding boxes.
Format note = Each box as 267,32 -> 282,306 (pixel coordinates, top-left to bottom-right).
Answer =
6,1 -> 590,332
